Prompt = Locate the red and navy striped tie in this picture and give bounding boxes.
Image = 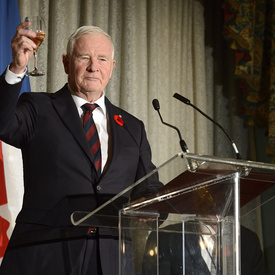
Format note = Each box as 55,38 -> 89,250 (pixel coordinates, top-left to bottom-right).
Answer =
82,103 -> 102,176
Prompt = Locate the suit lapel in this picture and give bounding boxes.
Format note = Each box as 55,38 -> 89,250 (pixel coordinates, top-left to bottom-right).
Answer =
50,89 -> 125,179
50,85 -> 95,165
104,98 -> 123,172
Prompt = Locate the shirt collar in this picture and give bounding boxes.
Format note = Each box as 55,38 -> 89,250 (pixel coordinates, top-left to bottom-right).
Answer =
67,84 -> 106,116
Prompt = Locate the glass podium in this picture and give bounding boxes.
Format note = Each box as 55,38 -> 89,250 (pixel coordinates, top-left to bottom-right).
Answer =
71,152 -> 275,275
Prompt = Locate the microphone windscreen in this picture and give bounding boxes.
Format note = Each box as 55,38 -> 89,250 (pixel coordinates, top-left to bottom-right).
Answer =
152,99 -> 160,110
173,93 -> 190,105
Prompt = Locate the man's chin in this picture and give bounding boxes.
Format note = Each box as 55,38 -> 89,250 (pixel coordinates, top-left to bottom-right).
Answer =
78,88 -> 103,100
81,85 -> 101,94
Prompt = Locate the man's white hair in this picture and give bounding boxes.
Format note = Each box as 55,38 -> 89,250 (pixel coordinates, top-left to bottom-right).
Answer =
66,26 -> 114,59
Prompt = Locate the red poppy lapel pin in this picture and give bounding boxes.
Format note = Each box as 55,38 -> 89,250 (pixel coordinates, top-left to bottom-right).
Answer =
114,115 -> 124,126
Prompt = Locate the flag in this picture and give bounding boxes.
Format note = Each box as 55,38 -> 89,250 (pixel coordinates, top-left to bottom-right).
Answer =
0,145 -> 9,260
0,0 -> 31,263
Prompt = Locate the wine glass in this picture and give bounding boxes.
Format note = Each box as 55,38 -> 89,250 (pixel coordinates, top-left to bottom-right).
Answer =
25,16 -> 46,76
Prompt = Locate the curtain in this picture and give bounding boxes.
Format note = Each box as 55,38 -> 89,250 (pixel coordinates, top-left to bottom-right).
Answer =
223,0 -> 275,162
204,0 -> 249,161
17,0 -> 212,169
222,0 -> 275,263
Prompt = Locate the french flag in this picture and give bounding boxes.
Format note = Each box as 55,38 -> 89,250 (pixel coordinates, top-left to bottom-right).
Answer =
0,0 -> 31,264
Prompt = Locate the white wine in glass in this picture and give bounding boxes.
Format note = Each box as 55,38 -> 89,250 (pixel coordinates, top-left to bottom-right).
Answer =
25,16 -> 46,76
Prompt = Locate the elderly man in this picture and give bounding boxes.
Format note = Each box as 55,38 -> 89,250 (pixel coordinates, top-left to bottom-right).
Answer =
0,22 -> 162,275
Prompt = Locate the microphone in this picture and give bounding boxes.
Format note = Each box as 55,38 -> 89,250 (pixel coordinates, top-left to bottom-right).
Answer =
152,99 -> 189,153
173,93 -> 243,160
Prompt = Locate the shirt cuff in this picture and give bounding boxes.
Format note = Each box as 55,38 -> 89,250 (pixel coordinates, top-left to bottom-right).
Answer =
5,65 -> 27,85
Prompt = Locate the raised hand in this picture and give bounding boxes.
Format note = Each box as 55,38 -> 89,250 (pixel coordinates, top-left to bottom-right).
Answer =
10,21 -> 37,74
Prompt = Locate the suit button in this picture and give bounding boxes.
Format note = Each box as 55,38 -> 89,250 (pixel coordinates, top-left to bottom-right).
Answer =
97,185 -> 102,191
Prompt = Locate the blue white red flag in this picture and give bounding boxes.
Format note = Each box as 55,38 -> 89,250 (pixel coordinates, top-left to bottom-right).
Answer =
0,0 -> 31,263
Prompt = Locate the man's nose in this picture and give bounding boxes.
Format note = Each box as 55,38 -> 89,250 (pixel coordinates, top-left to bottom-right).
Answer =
87,59 -> 99,72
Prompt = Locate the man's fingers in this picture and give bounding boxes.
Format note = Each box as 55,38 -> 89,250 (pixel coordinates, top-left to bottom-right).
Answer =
9,22 -> 37,74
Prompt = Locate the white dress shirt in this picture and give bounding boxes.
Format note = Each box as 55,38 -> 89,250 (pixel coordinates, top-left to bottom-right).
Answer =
5,66 -> 26,84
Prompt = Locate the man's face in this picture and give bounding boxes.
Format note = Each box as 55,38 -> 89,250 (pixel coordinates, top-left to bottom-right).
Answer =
63,33 -> 115,101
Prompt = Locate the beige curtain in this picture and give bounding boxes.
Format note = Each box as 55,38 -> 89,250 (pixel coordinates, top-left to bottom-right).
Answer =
18,0 -> 212,168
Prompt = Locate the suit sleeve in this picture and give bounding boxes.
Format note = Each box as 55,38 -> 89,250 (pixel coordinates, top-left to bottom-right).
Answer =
0,72 -> 37,148
0,71 -> 22,133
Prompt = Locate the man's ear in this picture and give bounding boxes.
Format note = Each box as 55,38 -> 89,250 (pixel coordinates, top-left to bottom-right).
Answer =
109,59 -> 116,79
62,54 -> 69,74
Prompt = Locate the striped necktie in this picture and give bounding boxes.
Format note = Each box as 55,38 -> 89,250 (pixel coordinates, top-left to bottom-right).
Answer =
81,103 -> 102,176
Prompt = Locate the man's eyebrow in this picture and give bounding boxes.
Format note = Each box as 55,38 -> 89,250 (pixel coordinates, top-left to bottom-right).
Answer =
75,53 -> 90,56
98,54 -> 110,59
75,53 -> 109,57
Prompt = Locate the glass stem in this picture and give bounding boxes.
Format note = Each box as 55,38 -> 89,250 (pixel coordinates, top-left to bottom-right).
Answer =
33,50 -> 38,70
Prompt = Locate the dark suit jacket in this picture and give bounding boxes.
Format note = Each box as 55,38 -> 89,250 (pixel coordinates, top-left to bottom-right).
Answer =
0,73 -> 162,275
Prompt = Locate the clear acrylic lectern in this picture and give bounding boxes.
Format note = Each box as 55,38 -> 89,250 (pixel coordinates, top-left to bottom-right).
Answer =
71,152 -> 275,275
